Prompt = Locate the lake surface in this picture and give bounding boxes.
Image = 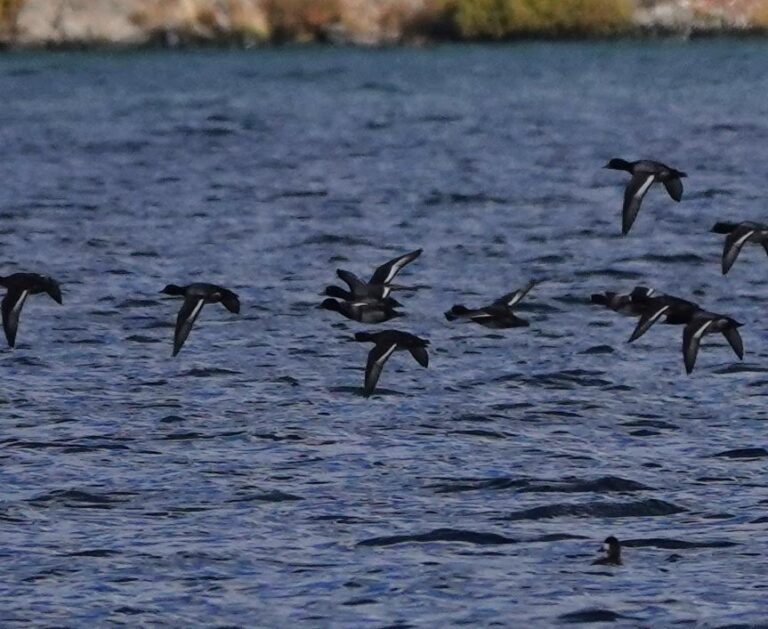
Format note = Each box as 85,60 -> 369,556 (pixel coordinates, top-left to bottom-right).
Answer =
1,42 -> 768,626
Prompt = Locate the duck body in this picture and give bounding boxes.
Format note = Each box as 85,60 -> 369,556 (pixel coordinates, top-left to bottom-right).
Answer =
604,158 -> 687,235
591,285 -> 657,316
0,272 -> 63,348
323,284 -> 402,308
711,221 -> 768,274
326,249 -> 422,303
445,304 -> 528,329
319,298 -> 402,324
628,294 -> 700,342
161,282 -> 240,356
592,536 -> 622,566
682,311 -> 743,374
445,282 -> 535,329
354,330 -> 429,396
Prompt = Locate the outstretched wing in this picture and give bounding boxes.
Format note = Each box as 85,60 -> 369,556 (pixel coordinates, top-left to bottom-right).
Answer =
722,225 -> 755,275
493,281 -> 536,307
1,289 -> 29,348
628,304 -> 669,342
336,270 -> 368,297
363,343 -> 397,396
369,249 -> 422,285
409,346 -> 429,368
324,285 -> 352,300
173,297 -> 205,357
622,173 -> 656,235
663,177 -> 684,202
722,327 -> 744,360
682,319 -> 713,374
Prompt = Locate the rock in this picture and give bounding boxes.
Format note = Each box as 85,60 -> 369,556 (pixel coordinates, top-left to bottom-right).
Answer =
14,0 -> 146,46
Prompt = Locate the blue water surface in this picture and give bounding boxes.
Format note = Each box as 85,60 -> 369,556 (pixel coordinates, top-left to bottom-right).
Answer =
1,41 -> 768,626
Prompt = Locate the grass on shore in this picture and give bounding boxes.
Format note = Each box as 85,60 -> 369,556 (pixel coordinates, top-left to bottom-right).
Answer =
438,0 -> 636,39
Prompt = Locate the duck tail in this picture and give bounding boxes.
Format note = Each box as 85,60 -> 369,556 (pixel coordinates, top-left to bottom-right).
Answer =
590,293 -> 609,306
354,332 -> 375,342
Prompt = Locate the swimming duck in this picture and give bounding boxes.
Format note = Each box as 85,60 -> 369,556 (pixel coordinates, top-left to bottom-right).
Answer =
711,221 -> 768,275
160,283 -> 240,356
590,286 -> 658,316
682,311 -> 743,374
319,298 -> 402,324
592,536 -> 622,566
628,294 -> 700,342
326,249 -> 422,301
604,159 -> 687,235
0,273 -> 62,348
444,281 -> 535,329
354,330 -> 429,396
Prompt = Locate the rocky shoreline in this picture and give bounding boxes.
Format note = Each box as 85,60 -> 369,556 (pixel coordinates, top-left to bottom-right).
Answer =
1,0 -> 767,49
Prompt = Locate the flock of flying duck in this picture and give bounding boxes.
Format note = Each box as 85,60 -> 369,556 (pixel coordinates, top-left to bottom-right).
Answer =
1,157 -> 763,398
314,157 -> 763,393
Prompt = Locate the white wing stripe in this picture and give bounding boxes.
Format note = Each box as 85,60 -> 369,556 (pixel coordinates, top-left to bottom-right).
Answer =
635,175 -> 656,199
649,305 -> 670,323
693,320 -> 713,340
188,299 -> 205,324
12,290 -> 29,316
734,230 -> 756,249
376,344 -> 398,367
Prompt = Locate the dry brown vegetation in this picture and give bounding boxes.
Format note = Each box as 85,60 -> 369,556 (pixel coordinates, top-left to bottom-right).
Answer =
0,0 -> 24,41
746,0 -> 768,27
262,0 -> 341,42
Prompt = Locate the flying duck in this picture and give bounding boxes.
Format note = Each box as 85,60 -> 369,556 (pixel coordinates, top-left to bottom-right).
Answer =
628,294 -> 700,342
592,536 -> 622,566
319,298 -> 402,324
590,286 -> 658,316
160,283 -> 240,356
322,284 -> 403,308
325,249 -> 422,301
604,158 -> 687,235
711,221 -> 768,275
0,273 -> 62,348
354,330 -> 429,396
444,281 -> 536,329
682,311 -> 743,374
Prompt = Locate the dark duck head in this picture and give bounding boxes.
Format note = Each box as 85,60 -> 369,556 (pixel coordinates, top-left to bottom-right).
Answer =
160,284 -> 186,296
711,221 -> 740,234
593,535 -> 622,565
318,298 -> 343,312
603,158 -> 634,172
